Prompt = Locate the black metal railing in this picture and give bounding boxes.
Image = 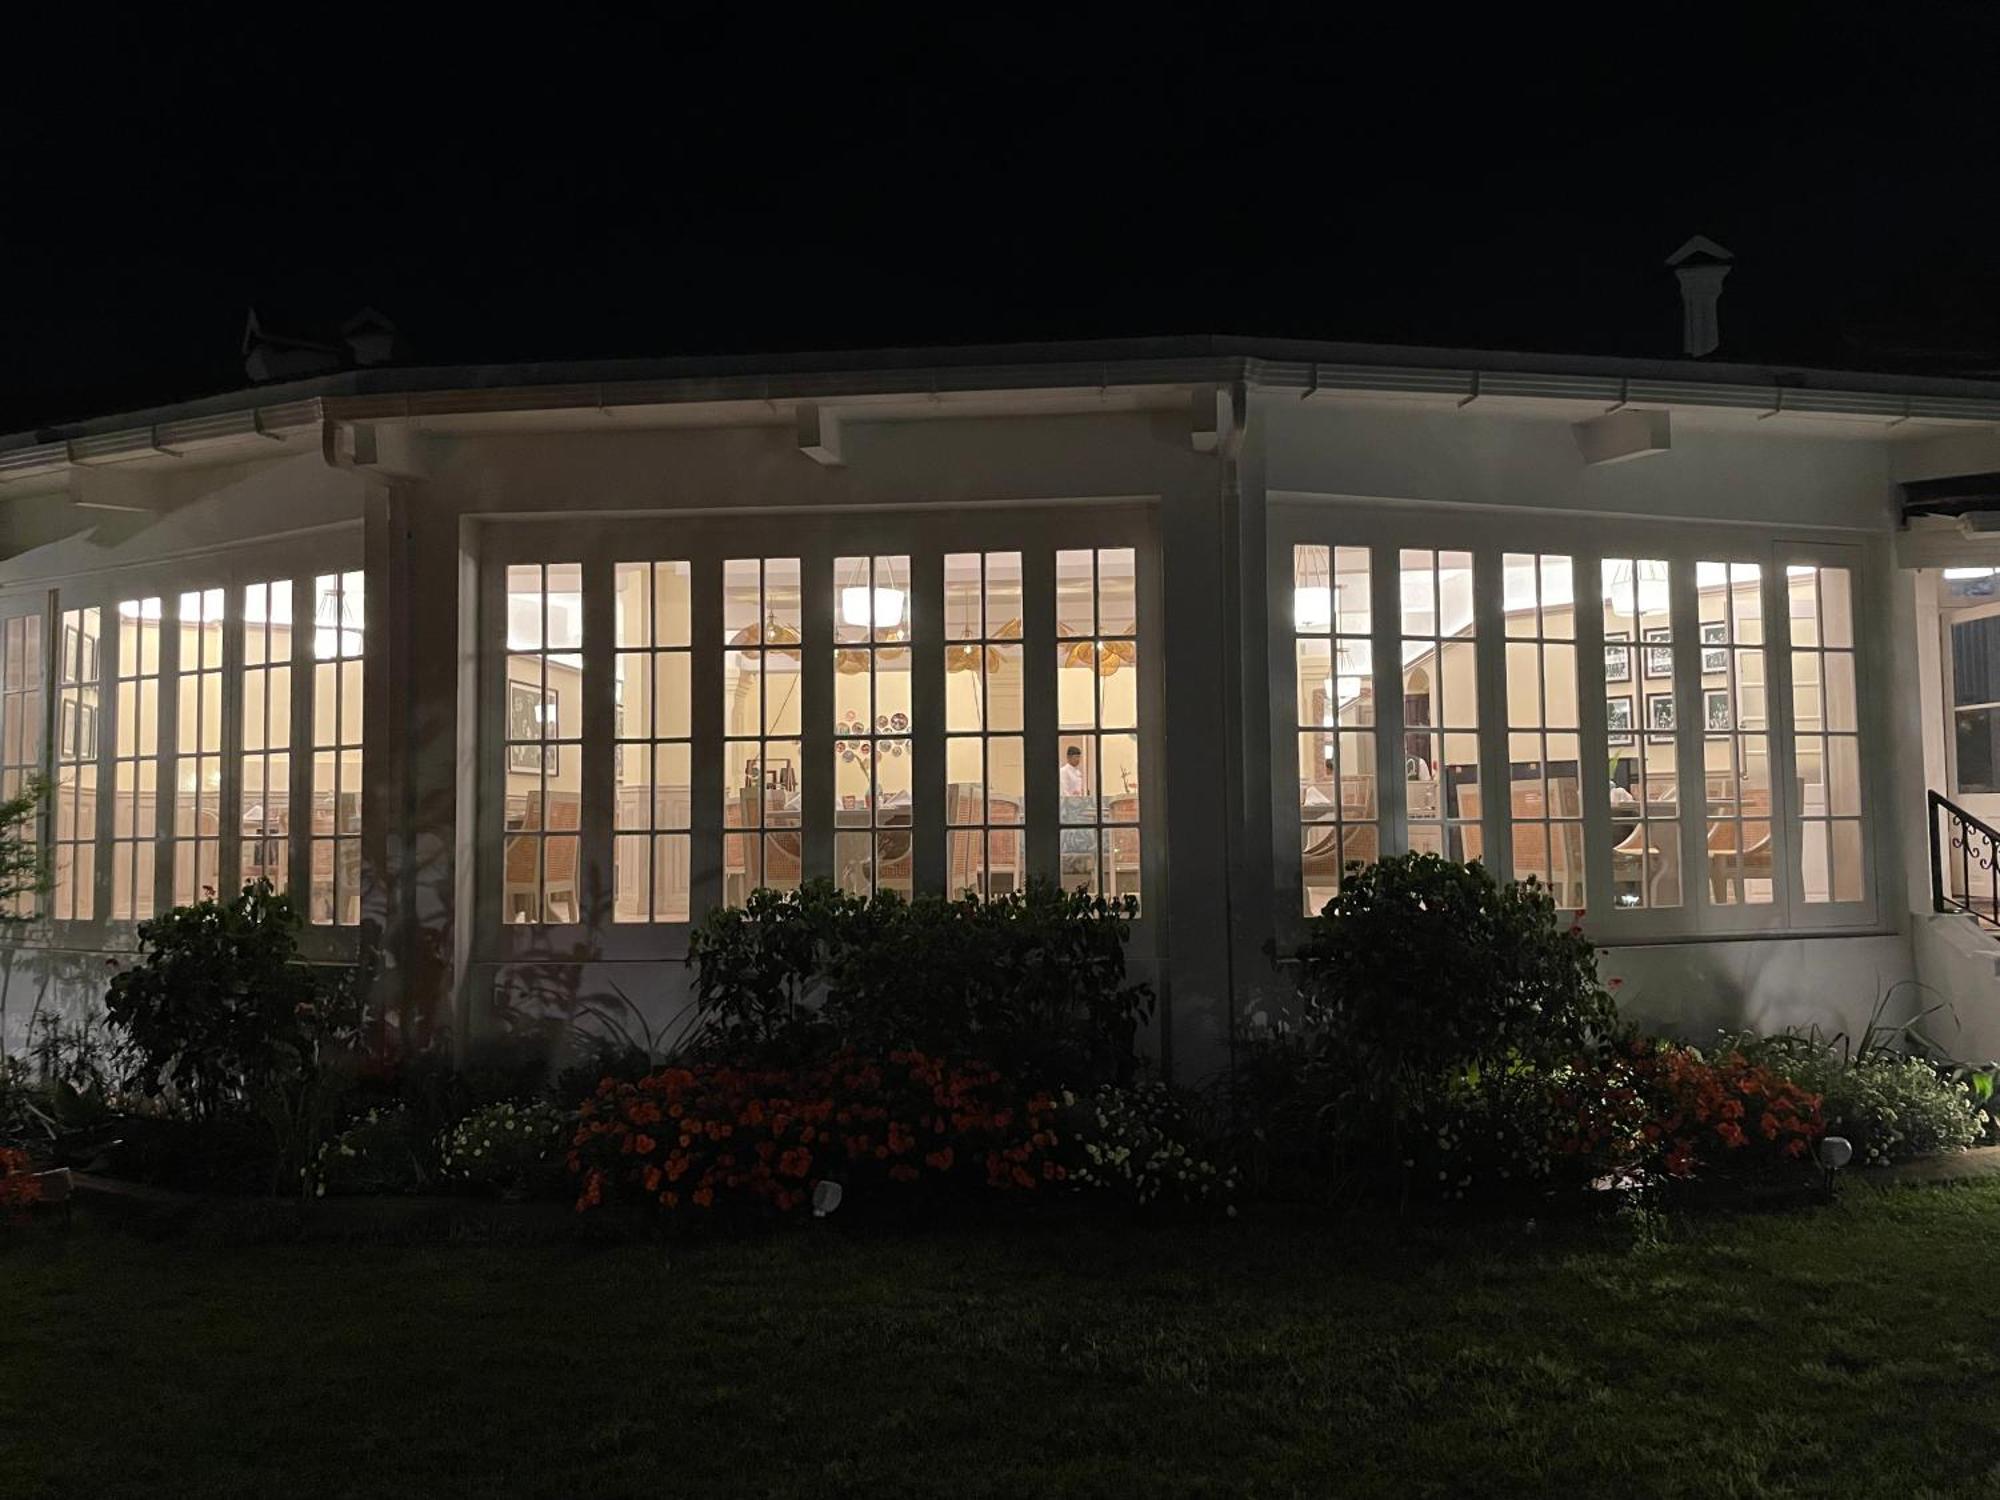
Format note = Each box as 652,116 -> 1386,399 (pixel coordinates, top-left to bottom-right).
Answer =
1930,789 -> 2000,929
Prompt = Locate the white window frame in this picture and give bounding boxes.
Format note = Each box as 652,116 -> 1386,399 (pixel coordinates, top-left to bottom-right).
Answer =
472,504 -> 1162,966
0,537 -> 366,954
1939,596 -> 2000,799
1268,500 -> 1884,943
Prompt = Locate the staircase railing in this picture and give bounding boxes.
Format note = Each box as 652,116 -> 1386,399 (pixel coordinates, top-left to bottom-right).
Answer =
1930,789 -> 2000,929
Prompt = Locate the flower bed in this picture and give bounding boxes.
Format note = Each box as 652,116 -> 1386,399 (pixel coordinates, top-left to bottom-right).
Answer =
569,1051 -> 1063,1221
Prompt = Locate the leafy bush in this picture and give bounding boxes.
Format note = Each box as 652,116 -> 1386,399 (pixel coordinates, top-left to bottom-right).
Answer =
438,1100 -> 569,1194
1401,1058 -> 1652,1205
1624,1039 -> 1824,1177
104,882 -> 367,1119
1726,1033 -> 1982,1166
312,1106 -> 434,1197
1286,855 -> 1616,1110
570,1051 -> 1064,1222
687,879 -> 1152,1086
1058,1082 -> 1236,1213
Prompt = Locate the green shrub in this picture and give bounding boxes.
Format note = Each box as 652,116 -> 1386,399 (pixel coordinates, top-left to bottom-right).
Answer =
687,878 -> 1152,1087
1058,1082 -> 1236,1213
1286,854 -> 1615,1103
0,774 -> 48,920
437,1100 -> 569,1195
312,1106 -> 433,1196
104,881 -> 367,1119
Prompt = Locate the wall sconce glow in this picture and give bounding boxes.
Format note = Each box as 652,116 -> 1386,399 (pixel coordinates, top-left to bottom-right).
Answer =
840,586 -> 906,629
1294,586 -> 1333,632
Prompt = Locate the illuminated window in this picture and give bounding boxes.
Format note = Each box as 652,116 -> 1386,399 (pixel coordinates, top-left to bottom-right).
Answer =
52,606 -> 101,921
1790,565 -> 1863,903
1503,553 -> 1583,907
1602,558 -> 1679,908
1401,549 -> 1480,863
501,564 -> 577,924
313,571 -> 366,926
172,588 -> 226,905
1,612 -> 45,918
722,558 -> 802,905
241,580 -> 293,894
945,551 -> 1025,899
1698,563 -> 1773,905
1056,547 -> 1140,904
1293,544 -> 1376,915
110,599 -> 161,919
833,555 -> 913,897
613,561 -> 692,922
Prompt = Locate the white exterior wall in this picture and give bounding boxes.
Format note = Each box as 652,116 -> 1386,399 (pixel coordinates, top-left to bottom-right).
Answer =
2,368 -> 1993,1080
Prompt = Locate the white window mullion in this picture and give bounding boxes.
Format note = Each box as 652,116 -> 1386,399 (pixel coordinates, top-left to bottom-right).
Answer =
1574,549 -> 1616,921
580,558 -> 617,936
910,548 -> 947,894
1471,546 -> 1511,880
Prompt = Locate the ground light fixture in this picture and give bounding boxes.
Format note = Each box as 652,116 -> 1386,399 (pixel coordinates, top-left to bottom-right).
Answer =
1815,1135 -> 1853,1201
812,1180 -> 843,1218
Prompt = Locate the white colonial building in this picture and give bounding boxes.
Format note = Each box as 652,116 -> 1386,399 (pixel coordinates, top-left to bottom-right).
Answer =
4,335 -> 2000,1075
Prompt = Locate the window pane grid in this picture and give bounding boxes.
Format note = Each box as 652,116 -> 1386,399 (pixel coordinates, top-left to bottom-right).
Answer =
1698,562 -> 1773,906
109,600 -> 160,920
1401,548 -> 1479,864
0,613 -> 45,918
1791,565 -> 1862,903
311,572 -> 366,925
240,581 -> 292,895
1502,553 -> 1582,908
723,558 -> 801,906
1603,559 -> 1680,908
502,564 -> 576,924
945,551 -> 1025,898
172,589 -> 226,905
614,560 -> 692,923
1293,544 -> 1377,915
1056,547 -> 1140,905
834,555 -> 912,896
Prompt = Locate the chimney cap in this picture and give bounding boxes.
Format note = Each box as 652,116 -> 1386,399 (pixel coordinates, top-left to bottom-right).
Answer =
1666,234 -> 1735,269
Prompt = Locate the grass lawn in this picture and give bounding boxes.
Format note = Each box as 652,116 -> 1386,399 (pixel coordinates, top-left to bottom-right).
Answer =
4,1182 -> 2000,1499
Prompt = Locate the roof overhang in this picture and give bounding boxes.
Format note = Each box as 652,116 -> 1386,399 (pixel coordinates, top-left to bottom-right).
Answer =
6,335 -> 2000,493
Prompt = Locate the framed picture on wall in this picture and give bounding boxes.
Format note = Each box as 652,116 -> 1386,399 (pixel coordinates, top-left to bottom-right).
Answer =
78,702 -> 98,759
1606,694 -> 1634,746
1704,688 -> 1732,732
1700,621 -> 1728,674
58,699 -> 77,759
1604,631 -> 1631,684
1642,627 -> 1672,679
507,681 -> 559,774
1645,691 -> 1676,741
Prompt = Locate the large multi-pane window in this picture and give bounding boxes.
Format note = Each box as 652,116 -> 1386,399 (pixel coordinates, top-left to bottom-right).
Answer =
501,564 -> 578,924
173,588 -> 226,905
1698,563 -> 1772,906
1293,544 -> 1376,915
52,606 -> 100,921
613,561 -> 692,923
1503,553 -> 1583,908
722,558 -> 802,906
1,613 -> 45,918
1400,549 -> 1480,862
241,581 -> 293,894
944,551 -> 1026,899
1602,558 -> 1680,909
110,599 -> 162,920
1790,565 -> 1862,904
833,555 -> 913,896
1056,547 -> 1141,903
1281,525 -> 1875,930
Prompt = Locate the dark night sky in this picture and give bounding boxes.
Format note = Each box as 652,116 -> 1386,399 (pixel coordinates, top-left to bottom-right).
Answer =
4,8 -> 1999,432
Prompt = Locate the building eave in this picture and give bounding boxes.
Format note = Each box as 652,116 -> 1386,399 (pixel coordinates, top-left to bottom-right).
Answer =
6,335 -> 2000,490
